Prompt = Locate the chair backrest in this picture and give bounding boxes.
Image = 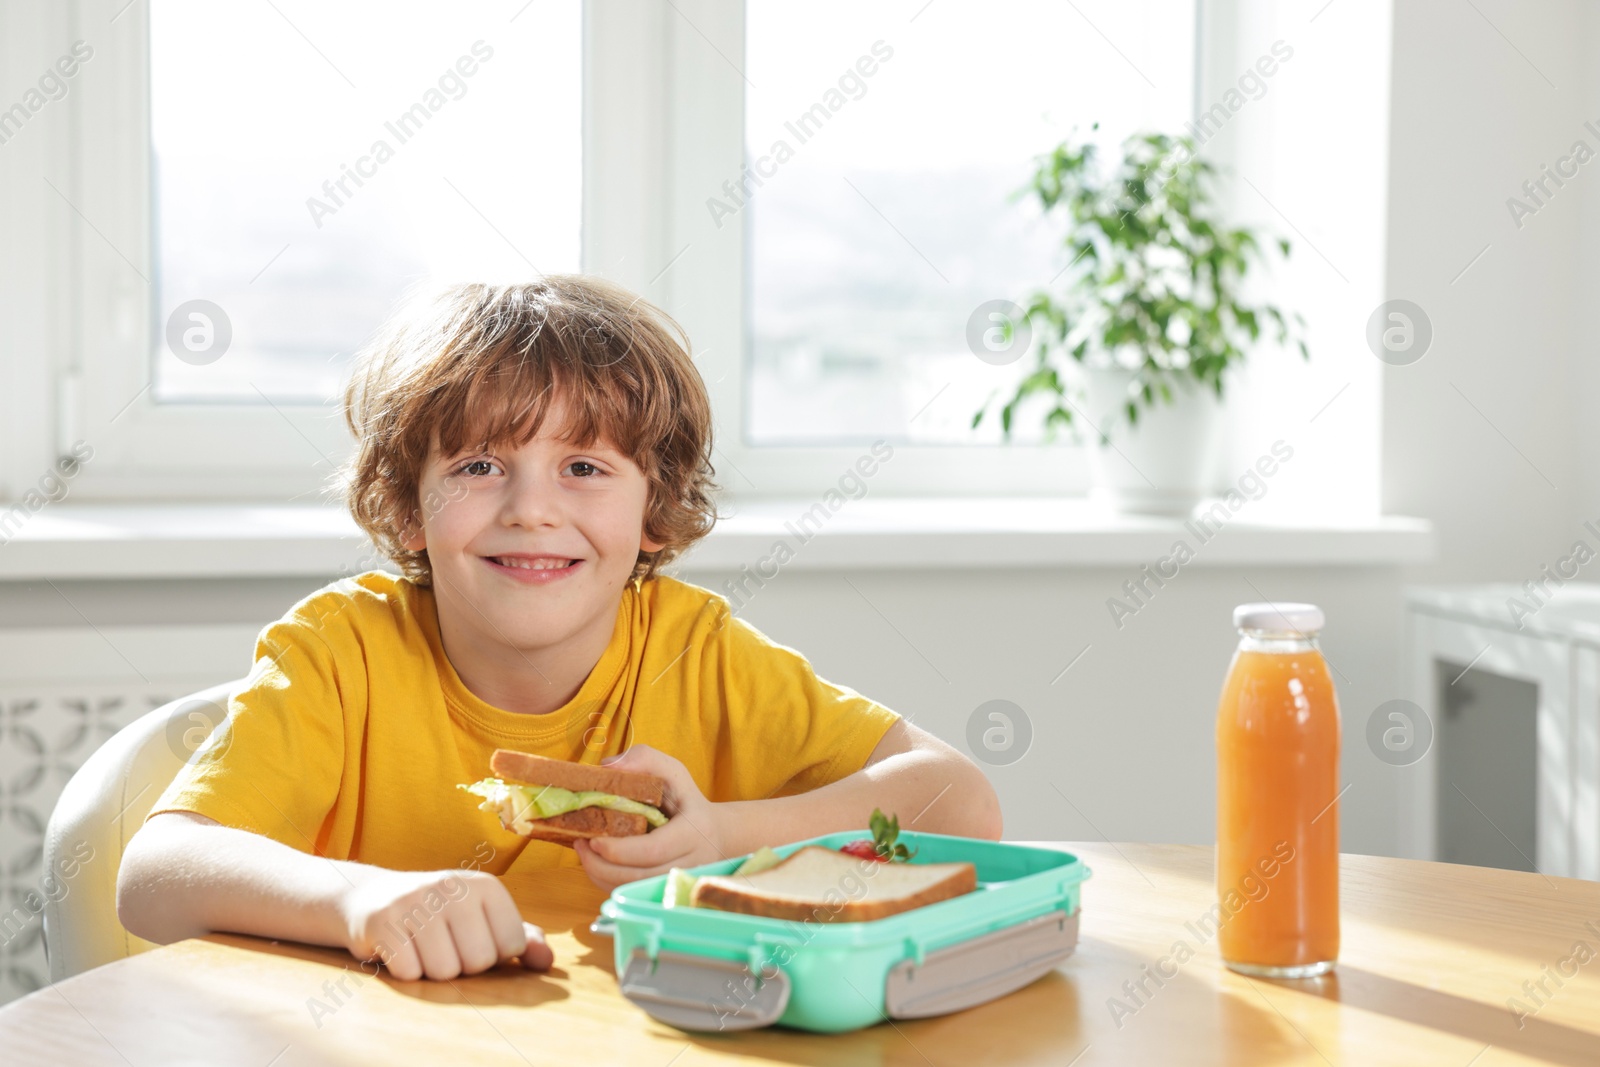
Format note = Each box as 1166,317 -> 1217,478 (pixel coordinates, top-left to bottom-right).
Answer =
41,679 -> 244,982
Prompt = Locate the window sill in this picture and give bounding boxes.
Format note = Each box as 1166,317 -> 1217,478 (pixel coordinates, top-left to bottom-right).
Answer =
0,500 -> 1435,581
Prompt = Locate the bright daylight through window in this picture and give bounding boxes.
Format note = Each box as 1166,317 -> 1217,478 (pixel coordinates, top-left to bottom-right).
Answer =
742,0 -> 1194,447
148,0 -> 581,404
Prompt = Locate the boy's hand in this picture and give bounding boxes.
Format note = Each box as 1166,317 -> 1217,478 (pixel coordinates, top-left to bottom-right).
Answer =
339,867 -> 554,981
574,745 -> 731,892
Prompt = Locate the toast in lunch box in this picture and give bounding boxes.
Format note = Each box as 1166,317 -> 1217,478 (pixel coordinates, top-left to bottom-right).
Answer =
690,845 -> 977,922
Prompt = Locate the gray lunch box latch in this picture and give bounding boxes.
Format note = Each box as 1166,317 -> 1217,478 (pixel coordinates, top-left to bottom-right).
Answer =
884,908 -> 1080,1018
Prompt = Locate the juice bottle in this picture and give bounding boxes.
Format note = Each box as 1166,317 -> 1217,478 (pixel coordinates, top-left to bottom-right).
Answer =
1215,602 -> 1340,977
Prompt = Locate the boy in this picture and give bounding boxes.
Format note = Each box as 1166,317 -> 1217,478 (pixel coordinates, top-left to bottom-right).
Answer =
117,276 -> 1003,982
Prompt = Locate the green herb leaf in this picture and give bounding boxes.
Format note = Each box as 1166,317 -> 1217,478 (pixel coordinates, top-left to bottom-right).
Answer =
866,807 -> 918,861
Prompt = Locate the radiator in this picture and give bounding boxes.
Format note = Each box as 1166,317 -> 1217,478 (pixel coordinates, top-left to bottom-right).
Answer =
0,624 -> 261,1006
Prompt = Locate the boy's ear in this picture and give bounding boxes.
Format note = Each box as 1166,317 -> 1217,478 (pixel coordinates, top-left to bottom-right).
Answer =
639,490 -> 665,554
398,512 -> 426,552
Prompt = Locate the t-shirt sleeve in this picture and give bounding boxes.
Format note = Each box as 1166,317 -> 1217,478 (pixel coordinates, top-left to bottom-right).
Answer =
709,608 -> 902,802
146,616 -> 345,855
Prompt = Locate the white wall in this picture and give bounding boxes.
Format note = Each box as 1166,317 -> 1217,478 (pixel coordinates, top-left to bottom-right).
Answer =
694,562 -> 1410,852
1383,0 -> 1585,578
1578,3 -> 1600,518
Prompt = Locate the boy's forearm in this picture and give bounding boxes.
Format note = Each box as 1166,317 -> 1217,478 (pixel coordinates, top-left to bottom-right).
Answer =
721,749 -> 1003,857
117,813 -> 366,949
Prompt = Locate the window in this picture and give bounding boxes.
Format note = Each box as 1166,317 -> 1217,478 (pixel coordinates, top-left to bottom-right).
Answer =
743,1 -> 1195,447
149,1 -> 581,404
51,0 -> 582,500
35,0 -> 1376,509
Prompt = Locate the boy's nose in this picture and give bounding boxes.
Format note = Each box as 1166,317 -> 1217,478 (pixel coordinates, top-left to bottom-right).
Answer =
499,474 -> 565,527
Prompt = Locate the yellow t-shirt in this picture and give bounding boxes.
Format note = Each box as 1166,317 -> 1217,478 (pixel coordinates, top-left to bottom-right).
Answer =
147,570 -> 901,876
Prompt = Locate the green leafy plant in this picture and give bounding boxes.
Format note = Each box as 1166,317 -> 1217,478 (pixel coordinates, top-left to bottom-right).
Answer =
973,125 -> 1309,443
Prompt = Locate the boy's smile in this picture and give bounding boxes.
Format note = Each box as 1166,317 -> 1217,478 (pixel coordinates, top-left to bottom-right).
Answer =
399,392 -> 664,716
483,554 -> 585,582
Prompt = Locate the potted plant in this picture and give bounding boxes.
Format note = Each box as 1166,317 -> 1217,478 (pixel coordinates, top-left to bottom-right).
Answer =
972,125 -> 1309,515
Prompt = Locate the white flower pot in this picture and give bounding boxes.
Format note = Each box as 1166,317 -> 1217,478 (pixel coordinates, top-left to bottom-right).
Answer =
1079,365 -> 1224,516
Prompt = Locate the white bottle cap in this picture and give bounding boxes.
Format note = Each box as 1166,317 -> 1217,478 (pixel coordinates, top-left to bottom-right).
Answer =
1233,602 -> 1324,635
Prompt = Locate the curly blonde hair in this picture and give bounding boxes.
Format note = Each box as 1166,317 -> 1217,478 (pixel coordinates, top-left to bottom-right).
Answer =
334,275 -> 721,587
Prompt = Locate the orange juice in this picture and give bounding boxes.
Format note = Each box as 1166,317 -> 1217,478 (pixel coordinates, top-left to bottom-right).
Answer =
1215,602 -> 1340,977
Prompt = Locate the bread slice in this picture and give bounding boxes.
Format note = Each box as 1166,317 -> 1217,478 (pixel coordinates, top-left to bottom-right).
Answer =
489,749 -> 665,807
520,806 -> 647,845
690,845 -> 976,923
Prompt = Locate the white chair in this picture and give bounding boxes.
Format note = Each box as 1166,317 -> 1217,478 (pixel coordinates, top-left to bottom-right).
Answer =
41,678 -> 244,982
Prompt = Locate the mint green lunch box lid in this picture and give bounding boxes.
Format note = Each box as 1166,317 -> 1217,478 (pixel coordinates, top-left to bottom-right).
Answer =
591,830 -> 1091,1034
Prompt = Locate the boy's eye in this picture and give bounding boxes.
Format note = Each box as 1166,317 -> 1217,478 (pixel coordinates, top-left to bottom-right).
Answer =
453,458 -> 604,478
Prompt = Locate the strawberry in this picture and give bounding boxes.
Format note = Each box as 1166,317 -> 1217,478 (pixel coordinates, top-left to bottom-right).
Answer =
840,839 -> 886,862
838,808 -> 918,863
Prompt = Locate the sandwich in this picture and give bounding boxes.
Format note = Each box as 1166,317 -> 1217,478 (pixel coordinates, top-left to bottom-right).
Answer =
458,749 -> 668,847
687,845 -> 976,923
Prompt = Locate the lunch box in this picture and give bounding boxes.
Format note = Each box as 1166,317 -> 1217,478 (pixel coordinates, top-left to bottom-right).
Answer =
590,830 -> 1090,1034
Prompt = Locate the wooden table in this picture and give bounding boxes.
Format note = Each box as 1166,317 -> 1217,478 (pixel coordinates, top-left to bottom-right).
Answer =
2,843 -> 1597,1065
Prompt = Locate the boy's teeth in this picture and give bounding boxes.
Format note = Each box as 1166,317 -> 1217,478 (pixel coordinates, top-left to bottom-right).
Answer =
497,557 -> 575,570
